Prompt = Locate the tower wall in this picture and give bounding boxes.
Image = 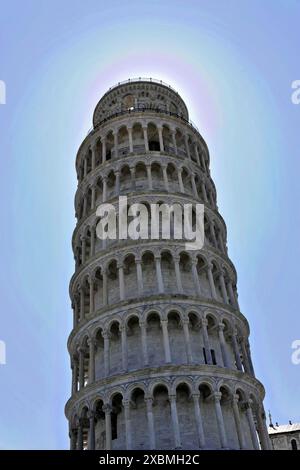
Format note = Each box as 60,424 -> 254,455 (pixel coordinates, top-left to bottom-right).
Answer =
65,78 -> 271,450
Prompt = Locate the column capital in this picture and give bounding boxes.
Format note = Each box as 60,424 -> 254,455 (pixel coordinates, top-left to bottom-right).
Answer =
168,393 -> 177,403
232,394 -> 240,405
201,318 -> 208,328
103,403 -> 112,414
218,322 -> 225,332
212,392 -> 222,403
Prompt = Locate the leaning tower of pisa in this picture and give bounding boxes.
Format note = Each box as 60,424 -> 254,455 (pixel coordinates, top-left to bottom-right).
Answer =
65,78 -> 271,450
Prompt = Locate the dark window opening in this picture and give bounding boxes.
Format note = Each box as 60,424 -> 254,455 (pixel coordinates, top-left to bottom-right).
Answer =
111,413 -> 117,440
211,349 -> 217,365
149,141 -> 160,151
291,439 -> 298,450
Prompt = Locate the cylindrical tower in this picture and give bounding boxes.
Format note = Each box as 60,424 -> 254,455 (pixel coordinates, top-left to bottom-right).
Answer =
65,78 -> 271,450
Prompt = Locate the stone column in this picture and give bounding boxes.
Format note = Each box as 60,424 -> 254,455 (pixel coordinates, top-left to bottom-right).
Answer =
146,164 -> 153,190
78,347 -> 85,389
72,357 -> 78,394
192,393 -> 205,448
246,341 -> 255,376
120,325 -> 128,372
162,165 -> 169,191
88,411 -> 95,450
140,321 -> 149,366
83,195 -> 87,216
91,144 -> 96,171
218,323 -> 230,368
210,222 -> 218,247
232,394 -> 246,449
77,419 -> 83,450
102,136 -> 106,163
102,269 -> 108,306
182,319 -> 193,363
213,392 -> 228,448
201,319 -> 213,364
83,156 -> 88,178
171,129 -> 177,155
174,256 -> 183,293
88,338 -> 95,384
79,286 -> 85,321
103,404 -> 112,450
201,179 -> 208,203
218,231 -> 226,254
143,126 -> 149,151
184,135 -> 191,159
161,319 -> 171,363
191,259 -> 201,296
245,402 -> 260,449
191,175 -> 198,199
155,256 -> 164,293
123,400 -> 132,450
169,394 -> 181,449
81,236 -> 86,265
115,170 -> 120,195
241,340 -> 251,374
128,127 -> 133,153
136,257 -> 144,294
113,131 -> 118,158
118,262 -> 125,301
103,331 -> 110,377
158,126 -> 164,152
70,428 -> 77,450
194,143 -> 201,166
207,262 -> 217,300
89,277 -> 94,315
91,185 -> 96,210
145,397 -> 156,449
74,296 -> 79,326
177,168 -> 184,192
219,271 -> 228,304
257,407 -> 272,450
232,331 -> 243,371
130,166 -> 136,191
90,226 -> 95,257
228,281 -> 238,309
102,175 -> 107,202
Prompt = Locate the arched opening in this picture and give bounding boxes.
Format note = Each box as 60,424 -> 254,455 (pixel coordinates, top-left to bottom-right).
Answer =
176,383 -> 197,449
148,123 -> 160,151
95,328 -> 105,380
123,254 -> 137,299
120,164 -> 131,193
130,388 -> 147,449
109,321 -> 122,374
111,393 -> 125,449
127,316 -> 142,370
161,251 -> 176,294
151,162 -> 163,190
167,310 -> 186,364
132,122 -> 144,153
291,439 -> 298,450
152,384 -> 172,449
141,251 -> 156,294
107,260 -> 119,305
146,312 -> 164,365
118,126 -> 129,156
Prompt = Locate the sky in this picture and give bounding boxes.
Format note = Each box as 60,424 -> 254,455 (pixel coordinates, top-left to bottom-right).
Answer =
0,0 -> 299,449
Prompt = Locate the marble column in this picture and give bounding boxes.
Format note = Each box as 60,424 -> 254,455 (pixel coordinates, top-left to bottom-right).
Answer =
169,394 -> 182,448
192,393 -> 205,448
161,319 -> 171,363
145,397 -> 156,449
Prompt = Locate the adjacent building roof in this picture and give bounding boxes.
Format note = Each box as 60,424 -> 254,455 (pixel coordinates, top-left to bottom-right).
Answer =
268,423 -> 300,435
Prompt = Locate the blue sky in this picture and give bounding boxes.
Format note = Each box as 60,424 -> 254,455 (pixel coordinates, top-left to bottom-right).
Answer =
0,0 -> 299,449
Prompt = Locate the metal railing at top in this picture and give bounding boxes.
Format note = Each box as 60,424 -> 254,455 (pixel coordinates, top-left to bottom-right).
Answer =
106,77 -> 180,95
86,106 -> 200,137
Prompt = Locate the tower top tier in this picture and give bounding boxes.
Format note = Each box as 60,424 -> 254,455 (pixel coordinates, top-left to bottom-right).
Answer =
93,78 -> 189,127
